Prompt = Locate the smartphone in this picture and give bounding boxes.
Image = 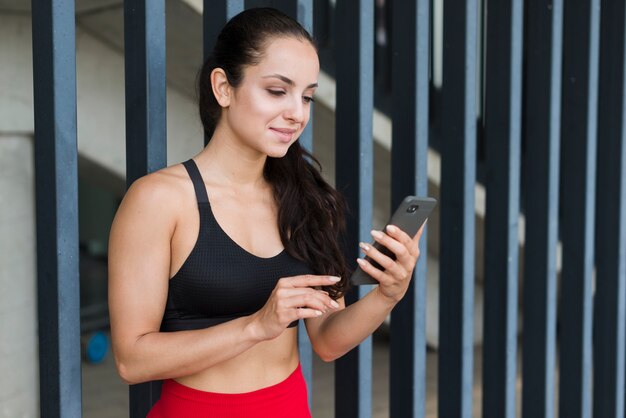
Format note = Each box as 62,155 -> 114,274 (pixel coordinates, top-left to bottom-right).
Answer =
350,196 -> 437,286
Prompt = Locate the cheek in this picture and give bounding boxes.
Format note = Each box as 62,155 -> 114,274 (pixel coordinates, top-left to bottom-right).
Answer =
225,103 -> 258,135
238,90 -> 278,120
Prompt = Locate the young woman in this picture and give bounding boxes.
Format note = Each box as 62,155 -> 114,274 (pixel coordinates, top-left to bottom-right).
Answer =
108,7 -> 425,417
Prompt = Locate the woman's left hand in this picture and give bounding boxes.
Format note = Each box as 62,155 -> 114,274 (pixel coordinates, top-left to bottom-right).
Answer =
356,222 -> 426,303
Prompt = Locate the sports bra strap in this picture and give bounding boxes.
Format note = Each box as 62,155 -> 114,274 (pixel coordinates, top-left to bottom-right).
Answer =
182,159 -> 209,204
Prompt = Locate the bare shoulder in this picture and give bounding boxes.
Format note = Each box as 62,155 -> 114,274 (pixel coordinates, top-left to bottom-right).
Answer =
126,164 -> 188,203
111,163 -> 191,238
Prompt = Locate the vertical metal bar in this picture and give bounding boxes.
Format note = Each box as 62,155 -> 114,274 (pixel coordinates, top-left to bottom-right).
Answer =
558,0 -> 600,417
124,0 -> 167,184
271,0 -> 313,40
438,0 -> 478,415
124,1 -> 167,416
202,2 -> 244,144
245,0 -> 270,9
313,0 -> 331,49
520,1 -> 562,418
389,0 -> 430,416
593,0 -> 626,417
203,0 -> 244,62
481,0 -> 523,417
334,1 -> 374,417
31,1 -> 81,417
296,322 -> 314,407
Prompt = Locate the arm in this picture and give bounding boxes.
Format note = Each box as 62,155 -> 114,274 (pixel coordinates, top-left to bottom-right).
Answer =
305,223 -> 425,362
108,174 -> 338,384
108,174 -> 260,384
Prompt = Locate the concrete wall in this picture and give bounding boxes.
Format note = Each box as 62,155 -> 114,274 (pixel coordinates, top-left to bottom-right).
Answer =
0,12 -> 38,418
0,135 -> 38,418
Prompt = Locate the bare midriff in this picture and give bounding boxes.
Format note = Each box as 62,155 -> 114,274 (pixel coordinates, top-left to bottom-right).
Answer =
173,327 -> 300,393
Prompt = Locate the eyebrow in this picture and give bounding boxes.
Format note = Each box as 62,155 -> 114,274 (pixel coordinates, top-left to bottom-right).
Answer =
262,74 -> 318,89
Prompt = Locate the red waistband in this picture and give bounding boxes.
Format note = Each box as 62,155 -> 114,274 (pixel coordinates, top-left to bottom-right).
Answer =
161,363 -> 306,406
149,363 -> 311,417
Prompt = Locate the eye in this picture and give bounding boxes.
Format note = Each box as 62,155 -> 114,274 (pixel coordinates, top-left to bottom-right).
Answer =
267,89 -> 285,96
303,96 -> 315,104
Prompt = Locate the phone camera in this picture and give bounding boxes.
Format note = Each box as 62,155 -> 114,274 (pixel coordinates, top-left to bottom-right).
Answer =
407,205 -> 419,213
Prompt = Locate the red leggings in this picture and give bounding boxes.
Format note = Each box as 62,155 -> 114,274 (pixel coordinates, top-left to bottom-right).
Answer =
147,364 -> 311,418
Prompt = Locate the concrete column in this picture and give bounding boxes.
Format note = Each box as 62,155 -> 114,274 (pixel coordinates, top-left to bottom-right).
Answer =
0,135 -> 39,418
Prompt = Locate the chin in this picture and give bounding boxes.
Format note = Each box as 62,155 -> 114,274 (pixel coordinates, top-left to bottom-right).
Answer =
266,149 -> 291,159
265,141 -> 298,159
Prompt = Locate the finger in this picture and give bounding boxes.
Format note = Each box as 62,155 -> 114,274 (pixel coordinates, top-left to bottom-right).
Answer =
277,287 -> 340,310
361,243 -> 411,283
362,233 -> 415,276
386,224 -> 425,259
384,225 -> 413,245
359,241 -> 396,272
295,308 -> 325,320
370,230 -> 411,263
282,274 -> 341,289
282,293 -> 338,313
277,306 -> 325,324
355,257 -> 389,285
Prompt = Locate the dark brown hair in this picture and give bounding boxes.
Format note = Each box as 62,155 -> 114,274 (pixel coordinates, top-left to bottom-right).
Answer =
197,8 -> 349,298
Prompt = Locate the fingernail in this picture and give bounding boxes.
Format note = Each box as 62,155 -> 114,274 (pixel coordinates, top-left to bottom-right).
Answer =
359,242 -> 370,252
315,310 -> 323,316
371,230 -> 383,239
329,276 -> 341,282
356,258 -> 366,265
386,225 -> 397,233
330,300 -> 340,308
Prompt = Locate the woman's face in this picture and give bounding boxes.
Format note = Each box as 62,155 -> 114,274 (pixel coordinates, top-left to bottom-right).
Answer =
221,36 -> 319,158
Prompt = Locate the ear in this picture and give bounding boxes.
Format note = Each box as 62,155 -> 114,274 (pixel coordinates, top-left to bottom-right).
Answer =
210,68 -> 232,107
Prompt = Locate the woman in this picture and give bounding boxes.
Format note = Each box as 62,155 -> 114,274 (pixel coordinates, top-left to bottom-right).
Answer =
108,7 -> 424,417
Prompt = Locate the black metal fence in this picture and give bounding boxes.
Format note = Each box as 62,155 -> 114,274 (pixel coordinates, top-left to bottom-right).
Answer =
31,0 -> 626,417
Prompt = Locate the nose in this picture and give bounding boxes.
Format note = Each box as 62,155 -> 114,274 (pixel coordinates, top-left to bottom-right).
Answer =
284,96 -> 306,123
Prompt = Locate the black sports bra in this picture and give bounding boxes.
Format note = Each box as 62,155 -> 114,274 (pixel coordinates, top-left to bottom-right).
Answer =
160,159 -> 315,332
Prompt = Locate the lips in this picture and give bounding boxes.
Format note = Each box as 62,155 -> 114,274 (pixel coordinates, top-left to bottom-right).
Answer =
270,127 -> 298,143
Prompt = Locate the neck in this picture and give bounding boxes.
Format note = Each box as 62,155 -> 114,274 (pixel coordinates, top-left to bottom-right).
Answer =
195,127 -> 268,188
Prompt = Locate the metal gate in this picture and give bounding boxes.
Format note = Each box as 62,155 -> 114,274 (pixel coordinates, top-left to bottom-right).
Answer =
32,0 -> 626,417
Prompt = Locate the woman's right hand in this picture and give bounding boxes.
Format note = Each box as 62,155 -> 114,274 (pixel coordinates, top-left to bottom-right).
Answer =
249,275 -> 341,341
